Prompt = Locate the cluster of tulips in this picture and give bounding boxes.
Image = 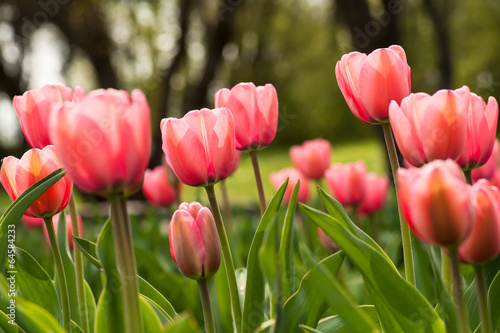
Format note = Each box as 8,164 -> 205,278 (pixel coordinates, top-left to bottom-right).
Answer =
0,43 -> 499,333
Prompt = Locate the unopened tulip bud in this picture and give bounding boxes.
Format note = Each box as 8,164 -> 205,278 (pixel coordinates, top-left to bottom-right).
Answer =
289,138 -> 331,180
169,202 -> 221,280
325,161 -> 367,207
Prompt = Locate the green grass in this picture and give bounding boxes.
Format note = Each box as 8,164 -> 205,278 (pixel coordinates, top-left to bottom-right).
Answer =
181,138 -> 387,207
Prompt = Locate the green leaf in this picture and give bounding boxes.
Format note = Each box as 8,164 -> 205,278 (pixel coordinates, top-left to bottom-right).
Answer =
299,324 -> 324,333
163,314 -> 199,332
10,247 -> 61,321
317,305 -> 380,332
95,220 -> 125,333
488,269 -> 500,330
0,275 -> 64,333
279,181 -> 300,300
281,251 -> 344,332
242,179 -> 287,333
0,308 -> 23,332
300,202 -> 445,333
140,295 -> 163,333
0,169 -> 65,273
73,237 -> 102,269
301,246 -> 379,333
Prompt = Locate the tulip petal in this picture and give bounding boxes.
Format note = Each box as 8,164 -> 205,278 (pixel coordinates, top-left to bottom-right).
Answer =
256,84 -> 278,146
196,207 -> 221,277
0,156 -> 20,201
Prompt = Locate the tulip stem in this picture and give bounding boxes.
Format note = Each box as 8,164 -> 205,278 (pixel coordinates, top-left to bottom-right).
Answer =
475,265 -> 492,333
198,279 -> 216,333
110,195 -> 143,333
449,247 -> 470,333
69,195 -> 89,333
250,150 -> 267,215
205,185 -> 242,333
44,217 -> 71,332
381,123 -> 415,285
464,169 -> 473,185
441,248 -> 453,295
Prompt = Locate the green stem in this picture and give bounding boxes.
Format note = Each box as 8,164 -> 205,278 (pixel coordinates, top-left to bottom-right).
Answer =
381,123 -> 415,285
449,247 -> 470,333
475,265 -> 492,333
44,217 -> 71,332
198,279 -> 216,333
441,248 -> 453,295
110,195 -> 143,333
249,150 -> 267,215
205,185 -> 242,333
464,169 -> 473,185
69,195 -> 89,333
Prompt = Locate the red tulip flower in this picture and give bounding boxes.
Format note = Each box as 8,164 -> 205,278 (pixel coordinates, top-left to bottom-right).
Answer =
325,161 -> 367,207
458,179 -> 500,264
13,84 -> 84,149
0,146 -> 73,218
269,168 -> 310,204
358,173 -> 389,217
43,213 -> 84,251
169,202 -> 221,280
214,82 -> 278,150
389,86 -> 470,167
335,45 -> 411,124
20,215 -> 44,229
161,108 -> 237,187
456,92 -> 498,171
397,159 -> 473,246
142,166 -> 182,207
472,139 -> 499,182
289,138 -> 331,180
49,89 -> 151,196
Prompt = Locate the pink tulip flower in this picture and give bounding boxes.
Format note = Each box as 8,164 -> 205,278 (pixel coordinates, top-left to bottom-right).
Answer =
20,216 -> 44,229
289,138 -> 331,180
0,146 -> 73,218
458,179 -> 500,264
472,139 -> 499,182
397,159 -> 473,246
335,45 -> 411,124
161,108 -> 237,187
269,168 -> 310,204
214,82 -> 278,150
43,213 -> 84,251
142,166 -> 182,207
325,161 -> 367,207
389,86 -> 470,167
358,173 -> 389,217
457,93 -> 498,170
169,202 -> 221,280
13,84 -> 85,149
49,89 -> 151,196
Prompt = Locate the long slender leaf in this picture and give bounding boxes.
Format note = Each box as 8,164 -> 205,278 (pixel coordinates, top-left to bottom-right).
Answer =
279,181 -> 300,300
488,269 -> 500,330
317,305 -> 380,333
140,295 -> 163,333
242,179 -> 287,333
300,203 -> 445,333
281,251 -> 344,332
0,308 -> 23,332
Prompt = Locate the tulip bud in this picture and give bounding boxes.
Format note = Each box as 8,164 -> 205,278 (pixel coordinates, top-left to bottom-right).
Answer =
458,180 -> 500,264
142,166 -> 182,207
357,173 -> 389,217
289,138 -> 331,180
269,168 -> 310,204
169,202 -> 221,280
325,161 -> 367,207
335,45 -> 411,124
0,146 -> 73,218
397,159 -> 474,246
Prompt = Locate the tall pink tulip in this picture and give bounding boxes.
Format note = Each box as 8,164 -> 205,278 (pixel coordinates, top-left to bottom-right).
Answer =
142,166 -> 182,207
397,159 -> 473,246
358,173 -> 389,217
389,86 -> 470,167
325,161 -> 367,207
472,139 -> 499,182
161,108 -> 236,187
0,146 -> 73,218
13,84 -> 85,149
169,202 -> 221,280
335,45 -> 411,124
49,89 -> 151,196
458,180 -> 500,264
269,168 -> 310,204
214,82 -> 278,150
457,92 -> 498,170
289,138 -> 331,180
